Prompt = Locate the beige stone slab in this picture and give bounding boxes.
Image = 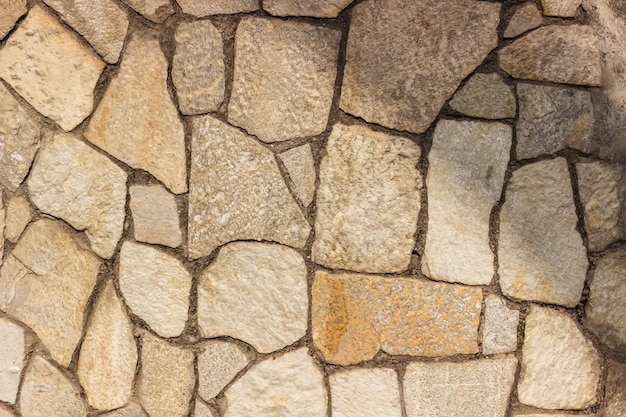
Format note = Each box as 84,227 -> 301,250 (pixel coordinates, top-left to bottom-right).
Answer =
0,318 -> 25,404
263,0 -> 354,17
279,144 -> 316,207
504,2 -> 543,38
4,196 -> 32,243
198,341 -> 250,400
330,368 -> 401,417
121,0 -> 173,22
483,295 -> 519,355
0,0 -> 26,39
449,73 -> 516,119
542,0 -> 582,16
0,404 -> 16,417
605,360 -> 626,417
194,401 -> 217,417
129,184 -> 182,248
99,402 -> 149,417
176,0 -> 259,15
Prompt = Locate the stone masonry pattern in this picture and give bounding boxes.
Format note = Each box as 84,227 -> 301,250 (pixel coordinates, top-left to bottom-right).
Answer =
0,0 -> 625,416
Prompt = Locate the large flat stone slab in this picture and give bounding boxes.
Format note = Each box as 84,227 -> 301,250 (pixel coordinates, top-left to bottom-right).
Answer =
482,295 -> 519,355
542,0 -> 582,16
449,73 -> 516,119
129,184 -> 182,248
330,368 -> 401,417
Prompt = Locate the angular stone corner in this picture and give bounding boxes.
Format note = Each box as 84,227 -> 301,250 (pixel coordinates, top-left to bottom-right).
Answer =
0,318 -> 25,404
120,0 -> 173,22
4,196 -> 32,243
449,73 -> 516,119
504,2 -> 542,39
279,144 -> 316,207
0,0 -> 26,39
198,341 -> 250,401
541,0 -> 582,17
129,184 -> 182,248
330,368 -> 402,417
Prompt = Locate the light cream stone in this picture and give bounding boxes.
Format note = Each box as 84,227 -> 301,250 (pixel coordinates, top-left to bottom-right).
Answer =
224,348 -> 326,417
85,30 -> 187,194
99,402 -> 149,417
4,196 -> 32,243
263,0 -> 354,17
188,115 -> 310,259
341,0 -> 500,134
0,0 -> 26,39
198,341 -> 250,401
313,123 -> 421,273
605,360 -> 626,417
0,6 -> 105,131
422,120 -> 511,285
42,0 -> 129,63
404,357 -> 518,417
137,331 -> 195,417
119,241 -> 191,338
0,404 -> 15,417
129,184 -> 182,248
542,0 -> 582,16
0,219 -> 100,367
279,144 -> 316,207
504,2 -> 543,38
330,368 -> 401,417
195,401 -> 217,417
228,17 -> 341,142
483,295 -> 519,355
121,0 -> 173,22
498,158 -> 588,307
176,0 -> 259,15
518,306 -> 601,409
28,132 -> 127,259
449,73 -> 516,119
198,242 -> 308,353
77,281 -> 137,410
20,356 -> 86,417
0,318 -> 25,403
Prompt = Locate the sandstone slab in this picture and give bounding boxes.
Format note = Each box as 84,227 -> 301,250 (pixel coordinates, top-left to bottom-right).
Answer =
85,30 -> 187,194
28,132 -> 127,259
498,158 -> 588,307
341,0 -> 500,134
121,0 -> 173,22
330,368 -> 401,417
313,123 -> 421,273
0,404 -> 15,417
312,271 -> 482,365
0,6 -> 105,131
542,0 -> 582,16
4,196 -> 32,243
605,360 -> 626,417
263,0 -> 354,17
483,295 -> 519,355
0,0 -> 26,39
176,0 -> 259,15
99,403 -> 149,417
0,318 -> 25,403
130,184 -> 182,248
422,120 -> 511,285
279,144 -> 316,207
188,116 -> 310,259
449,73 -> 516,119
198,341 -> 250,400
195,401 -> 217,417
504,2 -> 543,38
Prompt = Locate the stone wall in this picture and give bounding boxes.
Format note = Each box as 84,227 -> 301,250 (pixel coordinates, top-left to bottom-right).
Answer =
0,0 -> 625,416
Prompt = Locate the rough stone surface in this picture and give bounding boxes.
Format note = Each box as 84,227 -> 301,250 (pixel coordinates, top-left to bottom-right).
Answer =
483,295 -> 519,355
449,73 -> 516,119
313,123 -> 421,273
188,116 -> 310,259
586,248 -> 626,354
576,162 -> 625,252
119,241 -> 191,338
422,120 -> 511,285
137,331 -> 195,417
172,20 -> 224,115
518,306 -> 602,410
0,6 -> 105,131
0,219 -> 100,366
263,0 -> 354,17
498,25 -> 602,86
498,158 -> 588,307
85,30 -> 187,194
77,281 -> 137,410
279,144 -> 316,207
504,2 -> 543,38
198,242 -> 308,353
404,357 -> 518,417
223,348 -> 326,417
20,356 -> 86,417
176,0 -> 258,16
42,0 -> 129,63
516,83 -> 594,159
28,132 -> 127,259
330,368 -> 402,417
0,318 -> 24,404
229,17 -> 340,143
198,341 -> 250,400
195,401 -> 217,417
4,196 -> 32,243
312,271 -> 482,365
605,361 -> 626,417
120,0 -> 173,22
0,0 -> 26,39
340,0 -> 500,134
99,403 -> 149,417
0,404 -> 15,417
129,184 -> 182,248
513,414 -> 595,417
542,0 -> 582,16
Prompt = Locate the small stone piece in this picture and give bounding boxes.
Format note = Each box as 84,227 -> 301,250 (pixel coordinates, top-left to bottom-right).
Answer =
605,360 -> 626,417
198,242 -> 308,353
42,0 -> 129,63
85,30 -> 187,194
516,83 -> 594,159
195,401 -> 217,417
449,73 -> 516,119
129,184 -> 182,248
198,341 -> 250,400
224,348 -> 326,417
341,0 -> 500,134
263,0 -> 354,17
312,271 -> 482,365
228,17 -> 341,142
176,0 -> 259,15
119,241 -> 191,338
542,0 -> 581,17
0,6 -> 105,131
422,120 -> 511,285
137,331 -> 195,417
330,368 -> 402,417
99,403 -> 149,417
498,25 -> 602,86
188,116 -> 310,259
28,132 -> 127,259
279,144 -> 316,207
0,318 -> 25,403
483,295 -> 519,355
0,404 -> 15,417
0,219 -> 100,367
404,357 -> 518,417
121,0 -> 173,22
20,356 -> 86,417
504,2 -> 543,38
518,306 -> 601,409
576,162 -> 625,252
0,0 -> 26,39
313,123 -> 422,273
498,158 -> 588,307
77,281 -> 137,410
173,20 -> 225,115
4,196 -> 32,243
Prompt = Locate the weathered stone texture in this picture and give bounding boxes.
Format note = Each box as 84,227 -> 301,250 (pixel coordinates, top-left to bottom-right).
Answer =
483,295 -> 519,355
340,0 -> 500,134
195,401 -> 217,417
279,144 -> 316,207
263,0 -> 355,17
0,404 -> 15,417
130,184 -> 182,248
0,318 -> 25,403
176,0 -> 259,16
422,120 -> 511,285
4,196 -> 32,243
498,158 -> 588,307
504,2 -> 543,38
605,360 -> 626,417
198,341 -> 250,400
99,403 -> 148,417
330,368 -> 402,417
542,0 -> 582,16
313,123 -> 421,273
449,73 -> 516,119
120,0 -> 173,22
0,0 -> 26,39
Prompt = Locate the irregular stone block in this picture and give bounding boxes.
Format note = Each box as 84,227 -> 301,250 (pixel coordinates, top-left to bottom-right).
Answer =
99,403 -> 148,417
263,0 -> 354,17
504,2 -> 543,38
0,0 -> 26,39
176,0 -> 259,15
483,295 -> 519,355
130,184 -> 182,248
198,341 -> 250,400
541,0 -> 582,17
330,368 -> 402,417
279,144 -> 316,207
120,0 -> 173,22
0,318 -> 25,403
4,196 -> 32,243
449,73 -> 516,119
605,360 -> 626,417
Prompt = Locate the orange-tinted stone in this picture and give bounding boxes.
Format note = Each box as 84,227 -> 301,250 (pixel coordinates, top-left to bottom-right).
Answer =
312,271 -> 482,365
